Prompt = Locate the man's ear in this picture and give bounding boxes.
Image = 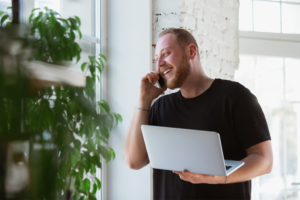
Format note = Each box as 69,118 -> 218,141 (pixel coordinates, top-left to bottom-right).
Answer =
186,44 -> 197,60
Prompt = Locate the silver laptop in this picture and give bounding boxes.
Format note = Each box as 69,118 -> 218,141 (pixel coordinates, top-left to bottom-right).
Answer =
141,125 -> 244,177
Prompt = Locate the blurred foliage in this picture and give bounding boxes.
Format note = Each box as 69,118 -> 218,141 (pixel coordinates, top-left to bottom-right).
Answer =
25,54 -> 122,200
0,7 -> 12,27
29,7 -> 82,63
0,7 -> 122,200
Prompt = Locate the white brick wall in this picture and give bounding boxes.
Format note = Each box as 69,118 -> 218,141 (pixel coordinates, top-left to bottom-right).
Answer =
152,0 -> 239,81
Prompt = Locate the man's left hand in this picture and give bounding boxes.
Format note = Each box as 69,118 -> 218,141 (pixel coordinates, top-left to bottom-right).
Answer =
173,170 -> 226,184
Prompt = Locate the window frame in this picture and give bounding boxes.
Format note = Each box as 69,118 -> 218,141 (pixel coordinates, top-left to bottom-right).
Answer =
240,0 -> 300,34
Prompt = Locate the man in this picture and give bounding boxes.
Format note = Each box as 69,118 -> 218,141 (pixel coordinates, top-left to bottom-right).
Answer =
124,28 -> 273,199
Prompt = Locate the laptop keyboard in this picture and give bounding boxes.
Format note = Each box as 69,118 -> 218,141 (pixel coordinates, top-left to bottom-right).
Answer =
225,166 -> 232,170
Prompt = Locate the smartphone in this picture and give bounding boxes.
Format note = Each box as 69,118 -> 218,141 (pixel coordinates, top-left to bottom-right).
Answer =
157,74 -> 165,88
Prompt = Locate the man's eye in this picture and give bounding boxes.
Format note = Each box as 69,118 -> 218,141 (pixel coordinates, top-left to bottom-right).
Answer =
163,52 -> 169,57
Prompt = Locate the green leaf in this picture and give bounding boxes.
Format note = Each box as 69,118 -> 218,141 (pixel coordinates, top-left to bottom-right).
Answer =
74,139 -> 81,148
95,177 -> 101,190
97,58 -> 104,72
90,164 -> 96,174
89,194 -> 97,200
97,100 -> 110,113
82,178 -> 90,192
69,30 -> 75,41
29,13 -> 34,24
74,16 -> 81,26
7,6 -> 12,9
78,165 -> 84,179
50,12 -> 55,27
113,113 -> 122,126
88,56 -> 96,65
100,54 -> 107,62
77,28 -> 82,39
109,148 -> 116,160
92,183 -> 97,195
116,113 -> 122,123
31,8 -> 40,13
91,154 -> 101,168
1,14 -> 9,26
0,11 -> 4,16
98,145 -> 109,160
68,17 -> 78,29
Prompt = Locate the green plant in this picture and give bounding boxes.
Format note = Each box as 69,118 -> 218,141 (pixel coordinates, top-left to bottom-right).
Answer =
29,7 -> 82,63
25,53 -> 122,200
0,6 -> 121,200
0,7 -> 12,27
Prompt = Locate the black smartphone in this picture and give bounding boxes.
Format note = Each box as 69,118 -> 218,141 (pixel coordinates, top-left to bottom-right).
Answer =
157,74 -> 165,88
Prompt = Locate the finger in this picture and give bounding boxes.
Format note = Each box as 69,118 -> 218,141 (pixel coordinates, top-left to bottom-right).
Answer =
173,171 -> 181,174
145,73 -> 155,84
148,73 -> 158,85
150,71 -> 160,80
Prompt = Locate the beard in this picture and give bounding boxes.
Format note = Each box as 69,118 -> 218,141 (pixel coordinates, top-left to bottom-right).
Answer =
166,55 -> 191,90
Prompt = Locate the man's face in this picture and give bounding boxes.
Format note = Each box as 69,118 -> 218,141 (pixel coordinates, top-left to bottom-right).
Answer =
155,34 -> 191,89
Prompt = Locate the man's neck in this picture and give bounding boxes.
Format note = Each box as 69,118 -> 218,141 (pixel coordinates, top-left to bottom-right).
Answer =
180,64 -> 215,99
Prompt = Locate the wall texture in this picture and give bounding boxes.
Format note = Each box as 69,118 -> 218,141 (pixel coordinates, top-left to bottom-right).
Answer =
152,0 -> 239,80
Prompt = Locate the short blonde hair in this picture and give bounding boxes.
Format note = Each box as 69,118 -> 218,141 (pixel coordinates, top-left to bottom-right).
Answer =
159,28 -> 199,56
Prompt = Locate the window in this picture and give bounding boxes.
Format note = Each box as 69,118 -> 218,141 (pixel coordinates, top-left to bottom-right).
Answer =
239,0 -> 300,34
236,56 -> 300,200
0,0 -> 11,11
0,0 -> 11,25
22,1 -> 104,199
35,0 -> 60,13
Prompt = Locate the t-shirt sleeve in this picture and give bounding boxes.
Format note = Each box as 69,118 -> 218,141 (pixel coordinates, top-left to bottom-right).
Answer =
233,88 -> 271,150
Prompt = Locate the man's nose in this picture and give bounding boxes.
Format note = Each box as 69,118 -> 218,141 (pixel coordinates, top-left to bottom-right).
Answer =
157,58 -> 166,70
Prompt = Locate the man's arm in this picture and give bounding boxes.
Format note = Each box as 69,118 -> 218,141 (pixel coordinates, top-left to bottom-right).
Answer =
226,140 -> 273,183
124,72 -> 166,170
124,98 -> 152,170
173,140 -> 273,184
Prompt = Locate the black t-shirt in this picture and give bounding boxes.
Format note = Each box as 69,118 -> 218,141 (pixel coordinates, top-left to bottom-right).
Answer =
149,79 -> 271,200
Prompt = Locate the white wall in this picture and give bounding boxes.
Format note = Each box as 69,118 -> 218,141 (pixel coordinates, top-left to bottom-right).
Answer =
106,0 -> 151,200
152,0 -> 239,80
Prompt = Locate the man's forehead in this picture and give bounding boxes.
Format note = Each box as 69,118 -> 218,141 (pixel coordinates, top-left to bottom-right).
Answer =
155,34 -> 177,54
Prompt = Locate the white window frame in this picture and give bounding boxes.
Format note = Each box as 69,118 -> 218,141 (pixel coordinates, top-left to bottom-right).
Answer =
239,31 -> 300,59
243,0 -> 300,34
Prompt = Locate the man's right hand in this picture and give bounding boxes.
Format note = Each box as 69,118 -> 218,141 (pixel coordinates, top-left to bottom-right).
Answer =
124,71 -> 167,170
139,71 -> 167,103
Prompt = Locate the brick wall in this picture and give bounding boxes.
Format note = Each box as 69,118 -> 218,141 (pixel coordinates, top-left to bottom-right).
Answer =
152,0 -> 239,81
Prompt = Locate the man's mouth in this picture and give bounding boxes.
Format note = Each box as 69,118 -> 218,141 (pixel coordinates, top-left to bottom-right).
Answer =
162,67 -> 173,76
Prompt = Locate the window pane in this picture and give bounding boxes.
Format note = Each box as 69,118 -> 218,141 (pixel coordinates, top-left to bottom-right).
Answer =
253,1 -> 281,33
285,58 -> 300,101
239,0 -> 253,31
285,103 -> 300,199
35,0 -> 60,13
282,3 -> 300,34
0,0 -> 10,11
234,56 -> 255,93
282,0 -> 300,3
256,57 -> 284,103
236,56 -> 286,199
259,103 -> 285,200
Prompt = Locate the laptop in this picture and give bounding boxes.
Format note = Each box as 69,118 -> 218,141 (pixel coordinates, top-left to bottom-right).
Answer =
141,125 -> 244,177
